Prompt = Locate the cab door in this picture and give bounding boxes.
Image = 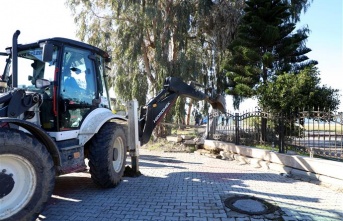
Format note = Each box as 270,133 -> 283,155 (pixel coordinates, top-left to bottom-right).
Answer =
59,46 -> 96,129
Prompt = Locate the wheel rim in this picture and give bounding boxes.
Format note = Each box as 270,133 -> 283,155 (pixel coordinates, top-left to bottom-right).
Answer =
112,136 -> 125,173
0,154 -> 37,219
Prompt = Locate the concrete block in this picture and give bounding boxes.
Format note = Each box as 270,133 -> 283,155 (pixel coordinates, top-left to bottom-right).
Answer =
183,140 -> 196,145
259,161 -> 270,169
166,135 -> 182,143
234,154 -> 248,165
220,151 -> 235,161
268,163 -> 292,174
290,168 -> 320,181
181,135 -> 193,140
249,158 -> 262,168
204,139 -> 343,181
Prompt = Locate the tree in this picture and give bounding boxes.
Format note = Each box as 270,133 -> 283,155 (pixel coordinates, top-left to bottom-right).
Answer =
222,0 -> 317,109
66,0 -> 244,125
258,67 -> 340,114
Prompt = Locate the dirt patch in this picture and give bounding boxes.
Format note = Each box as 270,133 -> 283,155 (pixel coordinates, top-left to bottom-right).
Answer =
142,137 -> 201,153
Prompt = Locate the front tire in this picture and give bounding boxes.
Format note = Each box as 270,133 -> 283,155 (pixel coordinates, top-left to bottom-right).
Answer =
88,122 -> 127,188
0,129 -> 55,221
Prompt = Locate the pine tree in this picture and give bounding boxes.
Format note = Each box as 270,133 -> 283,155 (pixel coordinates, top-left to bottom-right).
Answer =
222,0 -> 317,109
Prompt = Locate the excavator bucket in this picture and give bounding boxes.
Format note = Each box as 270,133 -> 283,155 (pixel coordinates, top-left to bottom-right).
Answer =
208,94 -> 226,113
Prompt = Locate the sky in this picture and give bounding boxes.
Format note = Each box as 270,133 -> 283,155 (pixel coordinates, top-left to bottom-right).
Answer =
0,0 -> 342,111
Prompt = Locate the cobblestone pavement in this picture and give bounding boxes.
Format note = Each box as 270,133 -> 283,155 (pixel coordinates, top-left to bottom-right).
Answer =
38,148 -> 343,221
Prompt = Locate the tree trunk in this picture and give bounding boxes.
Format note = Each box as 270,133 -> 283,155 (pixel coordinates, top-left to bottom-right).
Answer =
186,99 -> 193,125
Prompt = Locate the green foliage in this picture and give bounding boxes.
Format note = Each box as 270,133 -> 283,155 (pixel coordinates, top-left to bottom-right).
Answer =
65,0 -> 245,124
283,0 -> 313,22
258,67 -> 341,113
222,0 -> 318,110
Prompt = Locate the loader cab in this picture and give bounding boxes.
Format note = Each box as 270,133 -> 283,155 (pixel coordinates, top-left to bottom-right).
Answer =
5,38 -> 111,134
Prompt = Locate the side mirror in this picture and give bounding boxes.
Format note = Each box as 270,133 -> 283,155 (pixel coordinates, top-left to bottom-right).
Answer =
42,43 -> 53,62
35,79 -> 50,89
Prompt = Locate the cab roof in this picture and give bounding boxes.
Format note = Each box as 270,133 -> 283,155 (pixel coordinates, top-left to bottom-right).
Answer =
10,37 -> 110,60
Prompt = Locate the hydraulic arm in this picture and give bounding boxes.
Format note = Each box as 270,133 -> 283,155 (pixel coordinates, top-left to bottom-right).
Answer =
0,89 -> 40,118
138,77 -> 225,145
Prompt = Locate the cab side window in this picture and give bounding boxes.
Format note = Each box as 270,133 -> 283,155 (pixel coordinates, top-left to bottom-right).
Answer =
59,47 -> 96,129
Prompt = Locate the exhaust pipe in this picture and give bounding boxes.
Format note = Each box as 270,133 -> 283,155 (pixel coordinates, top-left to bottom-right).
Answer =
12,30 -> 20,87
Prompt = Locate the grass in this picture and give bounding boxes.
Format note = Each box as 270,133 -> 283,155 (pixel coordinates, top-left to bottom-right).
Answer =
171,126 -> 205,137
144,125 -> 206,153
255,144 -> 275,151
145,138 -> 175,151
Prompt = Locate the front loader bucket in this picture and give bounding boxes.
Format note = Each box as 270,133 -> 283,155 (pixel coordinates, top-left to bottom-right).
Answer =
208,94 -> 226,113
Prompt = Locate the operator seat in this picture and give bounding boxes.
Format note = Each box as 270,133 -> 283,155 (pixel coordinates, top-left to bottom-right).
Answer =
63,66 -> 81,90
64,75 -> 79,89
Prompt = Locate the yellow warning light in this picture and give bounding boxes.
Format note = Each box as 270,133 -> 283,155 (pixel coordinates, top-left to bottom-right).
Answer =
153,104 -> 157,108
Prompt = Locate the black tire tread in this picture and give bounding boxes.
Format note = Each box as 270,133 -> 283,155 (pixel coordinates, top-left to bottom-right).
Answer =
0,128 -> 55,221
88,122 -> 127,188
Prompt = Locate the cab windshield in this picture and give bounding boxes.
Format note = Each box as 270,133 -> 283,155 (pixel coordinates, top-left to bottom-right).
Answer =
16,47 -> 57,92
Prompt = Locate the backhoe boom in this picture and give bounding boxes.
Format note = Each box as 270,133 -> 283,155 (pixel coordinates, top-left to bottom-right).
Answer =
138,77 -> 225,145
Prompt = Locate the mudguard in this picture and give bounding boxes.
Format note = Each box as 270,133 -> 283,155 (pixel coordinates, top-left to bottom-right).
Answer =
0,117 -> 61,166
78,108 -> 127,145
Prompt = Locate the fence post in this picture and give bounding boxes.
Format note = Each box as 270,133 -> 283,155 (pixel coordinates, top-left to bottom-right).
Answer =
278,114 -> 285,153
206,113 -> 209,139
235,113 -> 239,145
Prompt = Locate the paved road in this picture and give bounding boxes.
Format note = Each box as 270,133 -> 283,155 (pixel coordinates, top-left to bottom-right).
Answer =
38,148 -> 343,221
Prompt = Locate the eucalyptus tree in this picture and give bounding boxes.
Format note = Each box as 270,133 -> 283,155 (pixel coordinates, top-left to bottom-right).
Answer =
66,0 -> 245,126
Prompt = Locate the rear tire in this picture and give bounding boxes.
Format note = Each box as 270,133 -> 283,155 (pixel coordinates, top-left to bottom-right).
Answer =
0,128 -> 55,221
88,122 -> 127,188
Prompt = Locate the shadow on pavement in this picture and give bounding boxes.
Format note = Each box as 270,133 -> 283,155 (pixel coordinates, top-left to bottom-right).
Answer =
38,153 -> 343,221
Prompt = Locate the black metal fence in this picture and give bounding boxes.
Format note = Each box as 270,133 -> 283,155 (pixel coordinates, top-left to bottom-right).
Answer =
207,108 -> 343,160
